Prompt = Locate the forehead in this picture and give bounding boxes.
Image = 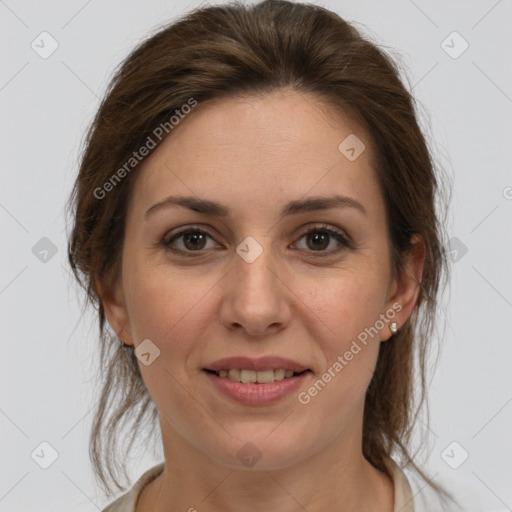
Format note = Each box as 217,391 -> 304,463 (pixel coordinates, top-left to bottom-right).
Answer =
128,89 -> 382,222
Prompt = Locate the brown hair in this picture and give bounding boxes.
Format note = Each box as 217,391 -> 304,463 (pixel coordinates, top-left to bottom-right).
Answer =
66,0 -> 453,503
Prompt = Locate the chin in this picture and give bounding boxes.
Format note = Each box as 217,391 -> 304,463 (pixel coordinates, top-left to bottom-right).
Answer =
206,433 -> 313,471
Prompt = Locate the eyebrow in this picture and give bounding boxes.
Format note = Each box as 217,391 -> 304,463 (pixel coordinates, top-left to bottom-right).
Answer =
144,194 -> 367,219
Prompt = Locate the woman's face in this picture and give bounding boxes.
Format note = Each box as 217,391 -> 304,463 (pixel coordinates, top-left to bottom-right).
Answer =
102,89 -> 422,470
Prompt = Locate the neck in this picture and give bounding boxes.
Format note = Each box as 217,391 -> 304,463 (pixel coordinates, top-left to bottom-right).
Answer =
138,418 -> 394,512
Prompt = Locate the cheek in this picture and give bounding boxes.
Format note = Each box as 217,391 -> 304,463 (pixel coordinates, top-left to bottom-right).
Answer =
299,268 -> 387,344
294,268 -> 387,399
121,264 -> 215,406
296,279 -> 383,421
123,258 -> 216,352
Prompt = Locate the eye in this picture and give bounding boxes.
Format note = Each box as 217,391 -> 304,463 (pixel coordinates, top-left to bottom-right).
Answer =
161,223 -> 352,257
162,227 -> 219,255
293,224 -> 353,256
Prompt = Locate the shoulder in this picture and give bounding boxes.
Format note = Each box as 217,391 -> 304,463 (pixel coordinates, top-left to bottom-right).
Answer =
101,462 -> 165,512
401,464 -> 508,512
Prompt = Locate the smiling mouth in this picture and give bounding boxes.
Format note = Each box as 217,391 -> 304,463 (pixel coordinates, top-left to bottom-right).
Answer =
203,368 -> 310,384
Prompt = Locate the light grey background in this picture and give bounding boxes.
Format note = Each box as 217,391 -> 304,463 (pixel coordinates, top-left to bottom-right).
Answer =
1,0 -> 511,510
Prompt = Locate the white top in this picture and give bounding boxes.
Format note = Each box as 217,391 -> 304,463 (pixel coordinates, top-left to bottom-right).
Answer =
101,458 -> 507,512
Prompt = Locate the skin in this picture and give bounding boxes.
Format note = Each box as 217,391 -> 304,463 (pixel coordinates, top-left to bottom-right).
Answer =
98,88 -> 425,512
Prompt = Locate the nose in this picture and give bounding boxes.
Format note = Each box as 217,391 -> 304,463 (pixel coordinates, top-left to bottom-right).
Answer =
218,240 -> 293,337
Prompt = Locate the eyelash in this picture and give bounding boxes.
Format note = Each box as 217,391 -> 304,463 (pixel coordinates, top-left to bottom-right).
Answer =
161,223 -> 353,258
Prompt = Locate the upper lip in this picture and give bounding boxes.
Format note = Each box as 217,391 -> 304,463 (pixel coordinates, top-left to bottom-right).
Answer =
204,356 -> 310,373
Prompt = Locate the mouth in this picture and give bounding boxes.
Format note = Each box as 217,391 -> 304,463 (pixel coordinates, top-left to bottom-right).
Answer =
203,368 -> 311,384
202,367 -> 312,405
202,356 -> 312,404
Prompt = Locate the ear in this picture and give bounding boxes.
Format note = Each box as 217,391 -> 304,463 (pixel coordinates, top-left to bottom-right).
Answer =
95,273 -> 135,346
380,234 -> 425,341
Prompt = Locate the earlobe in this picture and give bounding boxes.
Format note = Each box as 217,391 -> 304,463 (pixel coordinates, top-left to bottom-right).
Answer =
95,274 -> 134,346
381,234 -> 425,341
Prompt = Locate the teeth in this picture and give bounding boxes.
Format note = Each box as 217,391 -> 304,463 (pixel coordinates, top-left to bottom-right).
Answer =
241,369 -> 258,383
255,370 -> 274,383
215,368 -> 302,383
273,369 -> 286,380
228,369 -> 240,381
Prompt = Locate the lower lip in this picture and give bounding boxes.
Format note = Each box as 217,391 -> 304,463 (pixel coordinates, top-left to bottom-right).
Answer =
203,370 -> 311,405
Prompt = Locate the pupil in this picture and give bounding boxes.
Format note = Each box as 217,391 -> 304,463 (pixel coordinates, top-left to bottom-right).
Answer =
308,232 -> 328,250
185,232 -> 205,250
